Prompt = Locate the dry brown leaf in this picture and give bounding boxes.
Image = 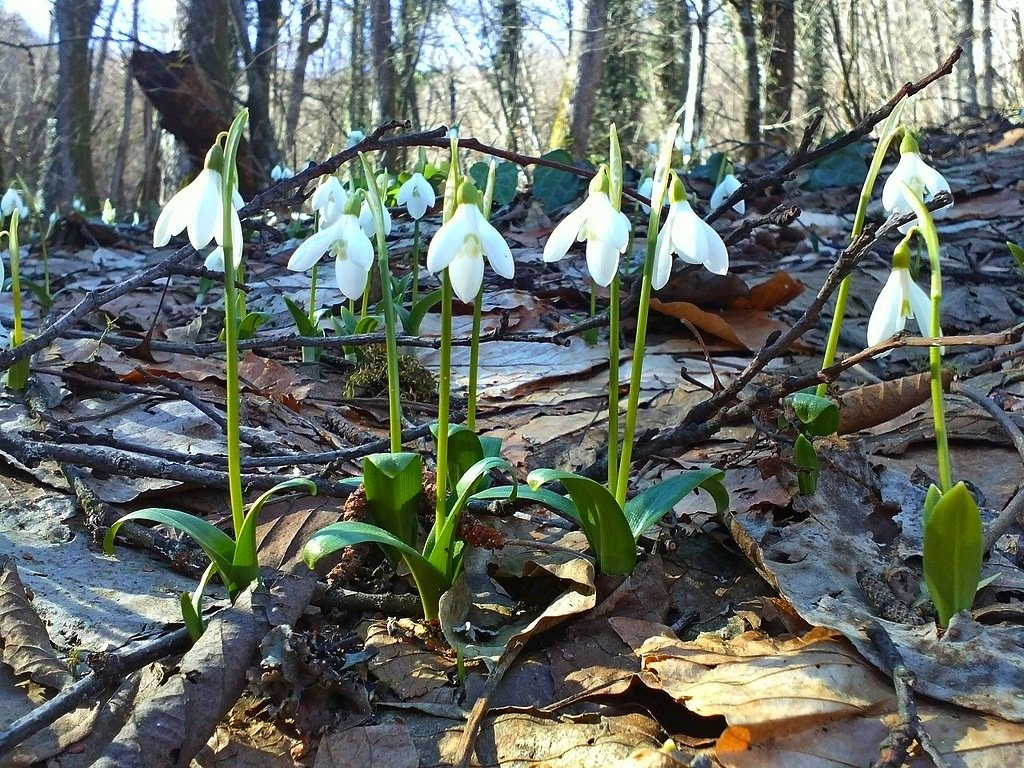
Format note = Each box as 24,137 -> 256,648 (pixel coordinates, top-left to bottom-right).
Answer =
837,371 -> 949,434
314,723 -> 419,768
0,555 -> 73,691
649,299 -> 792,351
362,619 -> 454,702
731,271 -> 804,311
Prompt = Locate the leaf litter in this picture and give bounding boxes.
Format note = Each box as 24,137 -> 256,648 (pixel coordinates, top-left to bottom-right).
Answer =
2,124 -> 1024,767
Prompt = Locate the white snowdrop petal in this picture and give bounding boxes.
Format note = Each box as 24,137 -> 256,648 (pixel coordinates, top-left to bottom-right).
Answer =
335,251 -> 370,300
426,205 -> 473,273
543,204 -> 587,263
867,269 -> 906,347
585,238 -> 620,287
480,219 -> 514,279
449,250 -> 485,303
906,274 -> 938,336
287,224 -> 338,271
652,229 -> 674,290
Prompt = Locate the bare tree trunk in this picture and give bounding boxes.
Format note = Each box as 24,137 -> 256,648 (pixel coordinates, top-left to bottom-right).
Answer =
49,0 -> 102,211
956,0 -> 979,117
655,0 -> 691,119
91,0 -> 119,111
184,0 -> 234,115
284,0 -> 331,161
828,1 -> 863,125
569,0 -> 608,156
800,0 -> 826,119
762,0 -> 795,147
927,3 -> 948,116
729,0 -> 760,160
592,0 -> 643,157
493,0 -> 523,152
370,0 -> 398,168
979,0 -> 994,112
395,0 -> 435,129
110,0 -> 139,208
239,0 -> 284,180
1014,9 -> 1024,98
349,0 -> 369,130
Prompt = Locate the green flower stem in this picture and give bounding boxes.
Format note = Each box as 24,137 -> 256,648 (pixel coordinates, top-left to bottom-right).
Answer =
359,153 -> 403,453
302,263 -> 319,364
904,192 -> 952,493
467,286 -> 482,431
816,108 -> 907,397
436,272 -> 453,523
8,211 -> 23,347
221,111 -> 249,535
411,219 -> 421,305
607,276 -> 620,492
614,225 -> 660,507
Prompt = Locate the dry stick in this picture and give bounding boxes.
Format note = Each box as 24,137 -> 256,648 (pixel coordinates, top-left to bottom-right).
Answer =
865,621 -> 951,768
0,627 -> 192,760
954,383 -> 1024,553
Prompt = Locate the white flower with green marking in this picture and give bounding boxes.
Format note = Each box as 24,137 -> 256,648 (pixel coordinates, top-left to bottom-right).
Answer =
882,132 -> 952,233
652,173 -> 728,289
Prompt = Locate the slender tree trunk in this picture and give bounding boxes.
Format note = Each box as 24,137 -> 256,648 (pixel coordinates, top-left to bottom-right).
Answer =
927,4 -> 948,116
655,0 -> 691,119
370,0 -> 399,165
49,0 -> 102,211
693,0 -> 710,147
349,0 -> 369,130
184,0 -> 234,115
569,0 -> 608,156
979,0 -> 993,112
285,0 -> 332,160
493,0 -> 523,152
91,0 -> 119,112
1014,9 -> 1024,98
828,1 -> 862,125
244,0 -> 284,180
761,0 -> 795,147
729,0 -> 760,160
396,0 -> 435,129
110,0 -> 139,208
956,0 -> 979,116
593,0 -> 643,157
800,0 -> 826,119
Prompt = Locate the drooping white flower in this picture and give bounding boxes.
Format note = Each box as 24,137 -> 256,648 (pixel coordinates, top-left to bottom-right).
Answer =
311,176 -> 347,228
652,172 -> 728,289
288,206 -> 374,301
270,163 -> 293,182
359,198 -> 391,238
426,180 -> 513,303
397,172 -> 436,220
710,173 -> 744,215
101,198 -> 116,225
542,166 -> 631,287
882,132 -> 952,233
153,145 -> 243,259
1,187 -> 28,219
867,237 -> 939,349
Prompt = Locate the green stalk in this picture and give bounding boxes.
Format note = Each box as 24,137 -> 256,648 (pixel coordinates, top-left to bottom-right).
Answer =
359,153 -> 403,453
411,219 -> 421,305
221,111 -> 249,536
467,161 -> 497,432
436,273 -> 453,522
816,102 -> 907,396
904,192 -> 952,492
302,263 -> 319,364
607,276 -> 620,492
8,210 -> 23,348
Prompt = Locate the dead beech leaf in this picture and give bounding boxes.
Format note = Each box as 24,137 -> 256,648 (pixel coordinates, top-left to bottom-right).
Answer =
362,619 -> 454,702
0,555 -> 73,691
649,299 -> 791,351
730,271 -> 804,311
638,628 -> 893,741
314,722 -> 419,768
239,351 -> 316,406
837,370 -> 952,434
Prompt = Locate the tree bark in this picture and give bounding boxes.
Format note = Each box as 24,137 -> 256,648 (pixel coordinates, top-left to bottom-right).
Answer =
493,0 -> 523,152
800,0 -> 826,120
242,0 -> 284,180
593,0 -> 644,158
284,0 -> 332,161
655,0 -> 691,119
730,0 -> 761,160
569,0 -> 608,157
183,0 -> 234,115
49,0 -> 102,211
110,0 -> 139,208
979,0 -> 994,112
1014,9 -> 1024,100
370,0 -> 398,168
761,0 -> 795,147
956,0 -> 979,117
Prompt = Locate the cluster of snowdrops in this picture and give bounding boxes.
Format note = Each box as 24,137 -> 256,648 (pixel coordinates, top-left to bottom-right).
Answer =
0,105 -> 978,641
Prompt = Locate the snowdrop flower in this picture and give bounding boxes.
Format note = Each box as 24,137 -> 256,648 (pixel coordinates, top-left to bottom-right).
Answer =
153,144 -> 243,262
1,187 -> 28,219
397,172 -> 435,220
710,172 -> 744,215
867,235 -> 939,349
359,198 -> 391,238
882,132 -> 952,233
287,196 -> 374,300
637,177 -> 653,214
542,166 -> 631,287
311,176 -> 347,228
653,172 -> 728,289
426,180 -> 513,303
270,163 -> 293,182
101,198 -> 116,225
72,197 -> 85,213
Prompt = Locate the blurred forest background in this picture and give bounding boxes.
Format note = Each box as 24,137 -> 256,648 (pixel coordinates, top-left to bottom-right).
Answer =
0,0 -> 1021,217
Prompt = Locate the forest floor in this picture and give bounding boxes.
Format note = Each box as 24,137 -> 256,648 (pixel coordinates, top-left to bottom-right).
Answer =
2,117 -> 1024,767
